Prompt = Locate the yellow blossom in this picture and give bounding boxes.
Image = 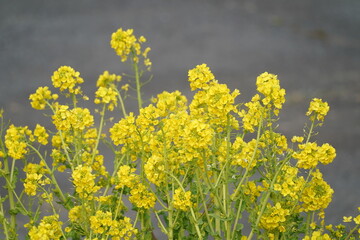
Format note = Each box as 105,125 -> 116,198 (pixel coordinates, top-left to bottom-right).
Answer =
96,70 -> 121,87
239,94 -> 266,133
256,72 -> 286,114
293,142 -> 336,169
173,188 -> 193,211
300,170 -> 333,212
94,86 -> 118,111
115,165 -> 139,189
28,215 -> 63,240
291,136 -> 304,143
51,66 -> 84,94
260,202 -> 290,231
33,124 -> 49,145
110,28 -> 150,67
72,165 -> 100,200
52,106 -> 94,131
306,98 -> 330,122
90,211 -> 137,238
188,63 -> 215,91
343,216 -> 353,222
29,86 -> 58,110
129,183 -> 156,209
5,125 -> 31,159
302,230 -> 331,240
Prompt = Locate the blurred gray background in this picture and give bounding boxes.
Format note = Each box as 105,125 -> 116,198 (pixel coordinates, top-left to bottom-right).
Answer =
1,0 -> 360,237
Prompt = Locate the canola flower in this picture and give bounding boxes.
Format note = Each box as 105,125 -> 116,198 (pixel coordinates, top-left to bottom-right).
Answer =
1,27 -> 360,240
29,86 -> 58,110
52,66 -> 84,94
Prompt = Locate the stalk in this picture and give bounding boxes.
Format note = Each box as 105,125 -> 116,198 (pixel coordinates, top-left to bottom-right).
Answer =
133,61 -> 142,110
27,144 -> 69,209
3,156 -> 16,237
91,104 -> 106,165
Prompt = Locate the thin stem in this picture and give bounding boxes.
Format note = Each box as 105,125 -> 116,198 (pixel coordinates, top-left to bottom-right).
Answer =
3,156 -> 17,234
115,88 -> 127,117
232,117 -> 263,201
133,61 -> 142,110
27,144 -> 69,209
91,104 -> 106,165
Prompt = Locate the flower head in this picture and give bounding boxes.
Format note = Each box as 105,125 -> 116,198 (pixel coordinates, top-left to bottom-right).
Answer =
29,86 -> 58,110
52,66 -> 84,94
306,98 -> 330,122
188,63 -> 215,91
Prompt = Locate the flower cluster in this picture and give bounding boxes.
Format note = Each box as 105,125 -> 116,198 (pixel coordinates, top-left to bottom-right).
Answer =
52,105 -> 94,131
5,125 -> 32,159
23,162 -> 50,196
51,66 -> 84,94
173,188 -> 193,211
89,211 -> 137,239
94,71 -> 122,111
29,86 -> 58,110
293,142 -> 336,169
306,98 -> 330,122
260,203 -> 290,231
1,27 -> 359,240
72,165 -> 100,200
28,215 -> 63,240
188,63 -> 215,91
110,28 -> 151,68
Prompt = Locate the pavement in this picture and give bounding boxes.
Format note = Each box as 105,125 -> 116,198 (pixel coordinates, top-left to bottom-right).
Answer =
1,0 -> 360,237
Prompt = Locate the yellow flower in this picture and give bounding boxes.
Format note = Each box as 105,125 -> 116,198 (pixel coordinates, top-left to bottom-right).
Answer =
23,163 -> 50,196
306,98 -> 330,122
52,106 -> 94,131
33,124 -> 49,145
260,202 -> 290,231
190,82 -> 239,131
110,28 -> 150,67
256,72 -> 286,114
354,215 -> 360,225
129,183 -> 156,209
300,170 -> 333,212
293,142 -> 336,169
173,188 -> 193,211
29,86 -> 58,110
96,70 -> 121,87
28,215 -> 63,240
302,230 -> 331,240
90,211 -> 137,238
291,136 -> 304,143
51,66 -> 84,94
72,165 -> 100,200
343,216 -> 353,222
5,125 -> 31,160
94,86 -> 118,111
115,165 -> 139,189
239,94 -> 266,133
188,63 -> 215,91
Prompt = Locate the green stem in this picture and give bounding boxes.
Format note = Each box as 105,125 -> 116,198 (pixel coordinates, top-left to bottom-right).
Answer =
133,61 -> 142,110
344,224 -> 360,240
232,117 -> 263,201
91,104 -> 106,165
231,199 -> 243,239
115,88 -> 127,117
0,199 -> 10,239
247,157 -> 290,240
3,156 -> 16,236
27,144 -> 69,209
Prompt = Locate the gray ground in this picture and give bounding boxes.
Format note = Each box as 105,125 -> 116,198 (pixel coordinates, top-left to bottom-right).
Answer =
1,0 -> 360,238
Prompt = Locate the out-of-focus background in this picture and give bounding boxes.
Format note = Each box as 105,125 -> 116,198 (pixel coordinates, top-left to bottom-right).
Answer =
1,0 -> 359,237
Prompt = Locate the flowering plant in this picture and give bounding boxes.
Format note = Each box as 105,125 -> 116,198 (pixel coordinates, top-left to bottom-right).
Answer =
0,27 -> 359,240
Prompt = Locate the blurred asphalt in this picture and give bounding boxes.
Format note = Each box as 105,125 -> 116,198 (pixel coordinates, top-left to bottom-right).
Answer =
1,0 -> 360,237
